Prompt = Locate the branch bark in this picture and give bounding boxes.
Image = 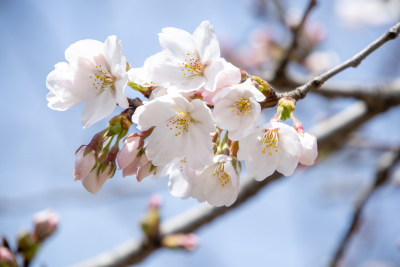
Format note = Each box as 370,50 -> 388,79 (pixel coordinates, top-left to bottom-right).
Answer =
329,149 -> 400,267
261,22 -> 400,108
273,0 -> 317,81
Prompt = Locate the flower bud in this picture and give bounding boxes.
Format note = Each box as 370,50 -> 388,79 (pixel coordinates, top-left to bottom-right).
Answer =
141,195 -> 161,241
277,97 -> 295,121
74,146 -> 96,181
162,233 -> 199,251
0,246 -> 17,267
33,209 -> 59,242
117,134 -> 142,177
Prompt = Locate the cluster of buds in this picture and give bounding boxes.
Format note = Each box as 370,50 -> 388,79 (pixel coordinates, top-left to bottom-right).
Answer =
74,111 -> 133,194
1,210 -> 59,267
140,195 -> 198,251
48,20 -> 318,207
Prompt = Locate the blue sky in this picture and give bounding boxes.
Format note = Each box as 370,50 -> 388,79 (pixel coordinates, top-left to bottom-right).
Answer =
0,0 -> 399,266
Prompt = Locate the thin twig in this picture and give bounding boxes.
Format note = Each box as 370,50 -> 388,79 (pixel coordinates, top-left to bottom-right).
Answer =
273,0 -> 317,81
72,97 -> 400,267
261,22 -> 400,108
329,149 -> 400,267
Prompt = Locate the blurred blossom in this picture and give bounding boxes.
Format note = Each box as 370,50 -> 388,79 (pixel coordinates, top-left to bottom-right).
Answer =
0,246 -> 17,267
335,0 -> 400,28
33,209 -> 59,242
304,51 -> 339,74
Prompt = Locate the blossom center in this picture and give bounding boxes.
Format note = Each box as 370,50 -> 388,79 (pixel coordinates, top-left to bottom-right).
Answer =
180,52 -> 206,76
232,97 -> 251,116
213,162 -> 229,187
90,65 -> 116,91
166,112 -> 193,136
261,128 -> 279,156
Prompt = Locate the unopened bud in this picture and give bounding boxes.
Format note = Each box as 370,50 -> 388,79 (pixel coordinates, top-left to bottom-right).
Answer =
162,233 -> 199,251
33,209 -> 59,242
0,246 -> 17,267
251,76 -> 270,93
277,97 -> 296,121
141,195 -> 161,241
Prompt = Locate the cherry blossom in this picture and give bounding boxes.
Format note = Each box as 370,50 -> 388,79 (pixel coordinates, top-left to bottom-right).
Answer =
46,35 -> 129,128
190,155 -> 239,207
212,79 -> 266,140
132,94 -> 215,169
130,21 -> 228,92
237,122 -> 302,180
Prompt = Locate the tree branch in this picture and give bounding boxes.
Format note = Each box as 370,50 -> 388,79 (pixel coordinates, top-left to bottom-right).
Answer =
261,22 -> 400,108
72,96 -> 400,267
272,0 -> 317,81
329,149 -> 400,267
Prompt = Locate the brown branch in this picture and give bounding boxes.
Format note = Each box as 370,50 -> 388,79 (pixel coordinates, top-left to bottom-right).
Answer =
72,97 -> 400,267
272,0 -> 317,81
261,22 -> 400,108
329,149 -> 400,267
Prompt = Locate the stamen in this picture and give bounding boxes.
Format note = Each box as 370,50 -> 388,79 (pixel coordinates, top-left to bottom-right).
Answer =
261,128 -> 279,155
213,162 -> 229,187
231,97 -> 251,116
90,65 -> 116,91
166,112 -> 192,136
180,52 -> 206,77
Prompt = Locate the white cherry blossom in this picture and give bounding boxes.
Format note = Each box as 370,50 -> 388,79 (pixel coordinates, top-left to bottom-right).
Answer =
190,155 -> 239,207
237,121 -> 302,180
132,94 -> 215,169
212,79 -> 266,140
46,35 -> 129,128
130,21 -> 227,92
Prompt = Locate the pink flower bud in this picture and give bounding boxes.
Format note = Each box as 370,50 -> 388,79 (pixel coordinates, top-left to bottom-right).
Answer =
33,209 -> 59,242
74,146 -> 96,181
81,164 -> 113,194
148,194 -> 162,210
136,154 -> 153,182
117,134 -> 142,177
0,246 -> 17,266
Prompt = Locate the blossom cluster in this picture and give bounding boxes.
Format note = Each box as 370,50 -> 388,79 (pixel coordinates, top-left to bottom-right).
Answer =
46,21 -> 318,207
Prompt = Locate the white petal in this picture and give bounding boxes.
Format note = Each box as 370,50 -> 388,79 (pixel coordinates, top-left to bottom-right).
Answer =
114,75 -> 129,109
203,59 -> 240,92
190,99 -> 215,133
193,21 -> 220,64
103,35 -> 126,75
167,160 -> 192,199
299,133 -> 318,166
145,123 -> 183,166
132,95 -> 177,131
159,27 -> 196,59
81,89 -> 116,128
65,39 -> 104,64
184,123 -> 213,169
